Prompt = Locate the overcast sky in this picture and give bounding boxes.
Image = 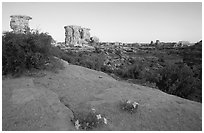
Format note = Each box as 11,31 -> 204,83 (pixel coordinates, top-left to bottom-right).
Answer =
2,2 -> 202,43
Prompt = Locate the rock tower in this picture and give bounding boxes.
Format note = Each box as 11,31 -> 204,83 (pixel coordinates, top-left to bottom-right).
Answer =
10,15 -> 32,33
64,25 -> 91,46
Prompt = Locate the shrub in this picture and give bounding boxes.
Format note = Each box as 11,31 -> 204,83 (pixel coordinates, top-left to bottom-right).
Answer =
101,65 -> 114,73
71,108 -> 108,130
155,64 -> 198,98
49,46 -> 66,59
140,69 -> 160,84
2,31 -> 52,75
94,46 -> 102,53
119,100 -> 139,114
60,51 -> 105,71
122,62 -> 143,79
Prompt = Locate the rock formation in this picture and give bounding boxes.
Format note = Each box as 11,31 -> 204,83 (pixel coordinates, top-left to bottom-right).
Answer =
90,36 -> 99,43
64,25 -> 91,46
155,40 -> 160,45
10,15 -> 32,34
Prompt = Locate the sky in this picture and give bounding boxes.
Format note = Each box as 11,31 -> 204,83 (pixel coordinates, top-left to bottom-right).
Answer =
2,2 -> 202,43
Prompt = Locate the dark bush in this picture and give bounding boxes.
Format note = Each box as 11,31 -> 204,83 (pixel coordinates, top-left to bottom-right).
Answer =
2,31 -> 52,75
155,64 -> 199,99
49,46 -> 65,59
119,62 -> 143,79
49,46 -> 76,64
59,51 -> 105,71
101,65 -> 113,73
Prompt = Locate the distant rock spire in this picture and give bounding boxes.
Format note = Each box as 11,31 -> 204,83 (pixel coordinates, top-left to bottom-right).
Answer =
64,25 -> 91,46
10,15 -> 32,34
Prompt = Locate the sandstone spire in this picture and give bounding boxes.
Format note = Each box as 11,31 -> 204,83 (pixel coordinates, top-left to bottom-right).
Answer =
10,15 -> 32,34
64,25 -> 91,46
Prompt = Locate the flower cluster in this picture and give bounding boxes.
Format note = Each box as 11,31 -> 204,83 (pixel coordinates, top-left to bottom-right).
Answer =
72,108 -> 108,130
120,100 -> 139,114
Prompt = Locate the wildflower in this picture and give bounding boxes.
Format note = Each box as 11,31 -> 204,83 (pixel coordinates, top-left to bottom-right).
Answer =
91,108 -> 96,113
96,114 -> 102,119
132,102 -> 139,108
103,117 -> 107,124
75,120 -> 81,130
127,100 -> 131,104
45,63 -> 49,66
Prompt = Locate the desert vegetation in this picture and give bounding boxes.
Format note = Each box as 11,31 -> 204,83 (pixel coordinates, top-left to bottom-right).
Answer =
2,30 -> 64,76
71,108 -> 108,130
119,100 -> 139,114
50,41 -> 202,102
2,30 -> 202,103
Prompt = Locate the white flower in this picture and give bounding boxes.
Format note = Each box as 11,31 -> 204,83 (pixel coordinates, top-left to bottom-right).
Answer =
96,114 -> 102,119
75,120 -> 81,130
132,102 -> 139,108
103,117 -> 107,124
45,63 -> 49,66
127,100 -> 131,104
91,108 -> 96,113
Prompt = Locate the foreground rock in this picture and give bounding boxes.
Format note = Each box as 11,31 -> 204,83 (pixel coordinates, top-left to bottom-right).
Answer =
2,59 -> 202,131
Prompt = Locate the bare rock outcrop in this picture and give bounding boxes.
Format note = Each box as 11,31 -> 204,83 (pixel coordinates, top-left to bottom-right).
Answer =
10,15 -> 32,34
64,25 -> 91,46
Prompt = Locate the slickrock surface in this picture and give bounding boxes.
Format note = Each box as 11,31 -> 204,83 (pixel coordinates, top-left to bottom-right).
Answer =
2,59 -> 202,131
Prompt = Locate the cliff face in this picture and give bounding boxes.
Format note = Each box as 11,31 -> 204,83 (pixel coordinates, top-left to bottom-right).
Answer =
64,25 -> 91,46
10,15 -> 32,34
